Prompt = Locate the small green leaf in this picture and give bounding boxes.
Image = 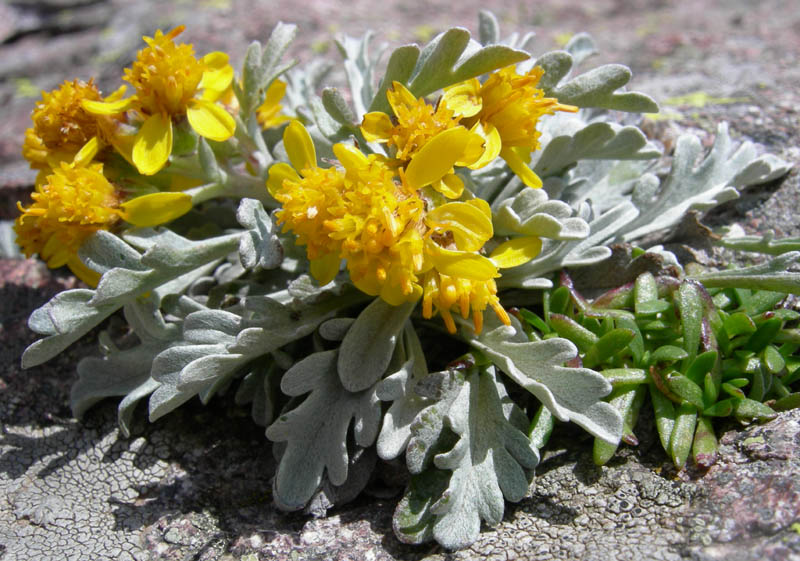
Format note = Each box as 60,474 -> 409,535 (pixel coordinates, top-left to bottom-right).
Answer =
677,281 -> 704,368
549,313 -> 598,353
666,374 -> 705,409
583,328 -> 635,369
650,345 -> 689,365
692,416 -> 718,468
669,402 -> 697,469
774,393 -> 800,412
703,399 -> 735,417
649,384 -> 675,452
744,317 -> 783,353
685,351 -> 718,387
601,368 -> 647,387
733,398 -> 777,423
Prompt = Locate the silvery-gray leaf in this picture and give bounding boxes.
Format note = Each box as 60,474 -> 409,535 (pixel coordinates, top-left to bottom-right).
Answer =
232,290 -> 362,354
235,363 -> 277,426
716,229 -> 800,256
79,230 -> 147,275
467,316 -> 622,444
376,357 -> 431,461
198,137 -> 224,184
265,350 -> 381,511
533,50 -> 573,91
547,63 -> 658,113
393,469 -> 451,545
564,32 -> 598,67
335,31 -> 379,118
498,201 -> 636,288
123,297 -> 180,342
321,87 -> 356,126
619,123 -> 792,242
493,187 -> 590,240
367,45 -> 421,113
367,27 -> 528,116
557,159 -> 654,211
22,290 -> 119,368
532,121 -> 661,179
421,367 -> 538,549
406,370 -> 465,474
305,446 -> 377,517
236,198 -> 283,271
338,298 -> 416,392
477,10 -> 499,45
90,229 -> 240,307
318,317 -> 355,341
73,340 -> 167,438
407,29 -> 529,100
689,252 -> 800,294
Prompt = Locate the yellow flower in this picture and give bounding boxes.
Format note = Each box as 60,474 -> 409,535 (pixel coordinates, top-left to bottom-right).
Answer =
22,79 -> 127,171
270,122 -> 425,305
442,65 -> 578,188
84,26 -> 236,176
256,79 -> 292,129
269,123 -> 544,334
361,81 -> 484,199
15,140 -> 194,285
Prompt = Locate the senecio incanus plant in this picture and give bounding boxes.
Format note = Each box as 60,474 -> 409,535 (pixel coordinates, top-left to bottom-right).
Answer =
14,12 -> 800,549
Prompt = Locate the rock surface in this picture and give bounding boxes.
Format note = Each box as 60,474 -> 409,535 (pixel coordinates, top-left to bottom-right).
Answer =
2,1 -> 799,560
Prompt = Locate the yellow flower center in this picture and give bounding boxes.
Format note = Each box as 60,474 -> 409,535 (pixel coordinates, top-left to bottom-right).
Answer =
22,79 -> 103,169
275,151 -> 425,303
465,66 -> 576,150
124,26 -> 205,116
15,162 -> 121,269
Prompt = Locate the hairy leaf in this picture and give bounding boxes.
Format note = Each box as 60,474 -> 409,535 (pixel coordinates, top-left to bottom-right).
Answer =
266,350 -> 381,510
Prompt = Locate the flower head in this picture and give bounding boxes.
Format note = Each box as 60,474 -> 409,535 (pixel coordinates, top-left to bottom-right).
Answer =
270,122 -> 425,304
22,79 -> 126,171
269,123 -> 543,334
361,82 -> 485,199
15,139 -> 194,285
84,26 -> 236,176
443,65 -> 578,188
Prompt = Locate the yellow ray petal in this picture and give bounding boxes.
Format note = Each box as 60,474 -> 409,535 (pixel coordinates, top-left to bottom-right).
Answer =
267,162 -> 301,197
431,173 -> 464,199
73,136 -> 101,167
454,129 -> 486,168
426,201 -> 493,251
404,127 -> 472,190
120,192 -> 192,227
360,111 -> 394,142
283,120 -> 316,172
387,81 -> 417,115
310,253 -> 341,285
490,236 -> 543,268
467,122 -> 502,169
82,97 -> 135,115
427,242 -> 498,281
201,52 -> 235,94
67,255 -> 101,287
333,143 -> 369,171
186,99 -> 236,142
442,78 -> 482,117
133,113 -> 173,175
500,146 -> 542,189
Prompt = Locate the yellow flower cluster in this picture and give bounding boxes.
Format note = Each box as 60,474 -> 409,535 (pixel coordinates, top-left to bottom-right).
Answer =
15,26 -> 235,283
269,65 -> 563,333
